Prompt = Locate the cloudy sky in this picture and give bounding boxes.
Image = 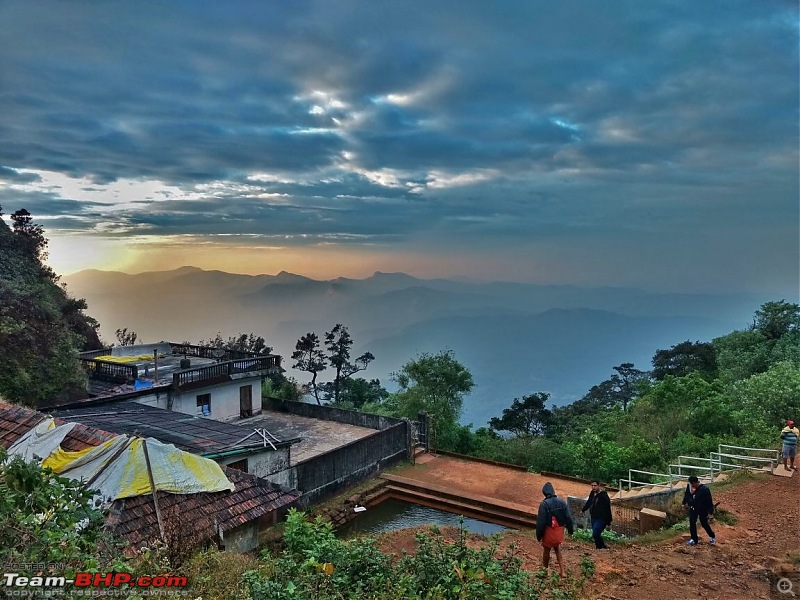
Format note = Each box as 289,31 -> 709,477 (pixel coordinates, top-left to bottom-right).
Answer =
0,1 -> 797,294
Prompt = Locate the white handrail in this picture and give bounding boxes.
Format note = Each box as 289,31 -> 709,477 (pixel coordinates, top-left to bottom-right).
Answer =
719,444 -> 778,456
711,452 -> 773,463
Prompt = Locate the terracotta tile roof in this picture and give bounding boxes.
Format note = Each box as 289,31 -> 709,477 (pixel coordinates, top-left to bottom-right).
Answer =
0,401 -> 300,550
107,468 -> 300,549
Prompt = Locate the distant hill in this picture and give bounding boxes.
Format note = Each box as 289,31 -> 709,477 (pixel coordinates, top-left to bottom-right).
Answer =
64,267 -> 770,426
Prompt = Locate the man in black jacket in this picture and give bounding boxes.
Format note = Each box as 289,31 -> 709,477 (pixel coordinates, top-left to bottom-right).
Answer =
582,480 -> 613,549
682,475 -> 716,545
536,482 -> 575,577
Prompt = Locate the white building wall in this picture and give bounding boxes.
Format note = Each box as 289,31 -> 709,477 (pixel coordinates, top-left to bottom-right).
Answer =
134,377 -> 262,422
216,447 -> 291,479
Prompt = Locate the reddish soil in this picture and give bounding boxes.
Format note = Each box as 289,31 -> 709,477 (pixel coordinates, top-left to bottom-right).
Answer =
371,454 -> 800,600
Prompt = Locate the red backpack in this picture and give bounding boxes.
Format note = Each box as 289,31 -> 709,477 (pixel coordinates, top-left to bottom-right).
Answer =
542,513 -> 565,548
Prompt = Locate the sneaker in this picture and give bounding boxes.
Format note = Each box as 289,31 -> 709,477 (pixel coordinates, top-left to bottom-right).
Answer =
686,539 -> 697,546
708,538 -> 716,545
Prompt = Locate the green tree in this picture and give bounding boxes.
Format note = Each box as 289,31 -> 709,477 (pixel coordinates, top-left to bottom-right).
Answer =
0,208 -> 99,406
652,340 -> 717,381
729,361 -> 800,432
390,350 -> 474,450
489,392 -> 552,437
291,332 -> 327,404
322,324 -> 375,405
752,300 -> 800,340
611,362 -> 649,411
331,377 -> 388,409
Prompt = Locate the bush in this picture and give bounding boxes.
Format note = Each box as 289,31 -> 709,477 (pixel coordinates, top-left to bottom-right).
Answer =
246,508 -> 588,599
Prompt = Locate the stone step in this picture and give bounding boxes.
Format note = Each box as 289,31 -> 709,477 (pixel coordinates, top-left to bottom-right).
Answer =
377,473 -> 538,529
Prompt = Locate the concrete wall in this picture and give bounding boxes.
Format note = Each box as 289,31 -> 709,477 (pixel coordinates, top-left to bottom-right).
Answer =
262,397 -> 406,431
223,522 -> 259,553
136,378 -> 261,422
217,446 -> 292,480
267,420 -> 410,506
615,487 -> 683,512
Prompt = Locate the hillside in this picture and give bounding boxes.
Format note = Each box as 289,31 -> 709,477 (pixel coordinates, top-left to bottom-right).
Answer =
0,209 -> 101,406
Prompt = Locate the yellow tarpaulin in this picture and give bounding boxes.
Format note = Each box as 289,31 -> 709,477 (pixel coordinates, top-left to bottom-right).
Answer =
41,434 -> 234,501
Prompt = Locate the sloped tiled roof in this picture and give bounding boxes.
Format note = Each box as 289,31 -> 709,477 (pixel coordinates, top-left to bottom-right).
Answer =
53,402 -> 294,454
107,468 -> 300,549
0,401 -> 300,550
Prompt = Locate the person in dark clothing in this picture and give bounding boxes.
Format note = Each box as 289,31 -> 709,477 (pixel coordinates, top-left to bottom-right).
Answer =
535,482 -> 575,577
682,475 -> 716,545
581,480 -> 613,549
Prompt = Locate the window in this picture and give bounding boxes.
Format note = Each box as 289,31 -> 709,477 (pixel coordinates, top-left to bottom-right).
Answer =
227,458 -> 248,473
196,393 -> 211,416
239,385 -> 253,419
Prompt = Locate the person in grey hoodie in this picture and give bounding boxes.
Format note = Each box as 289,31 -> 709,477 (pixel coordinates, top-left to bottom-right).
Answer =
536,482 -> 575,577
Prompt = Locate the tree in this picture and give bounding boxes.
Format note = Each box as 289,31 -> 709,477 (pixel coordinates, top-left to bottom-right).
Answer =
322,324 -> 374,405
200,332 -> 272,355
752,300 -> 800,340
610,363 -> 649,411
391,350 -> 474,450
115,327 -> 139,346
652,340 -> 717,381
0,209 -> 97,406
489,392 -> 552,437
291,333 -> 327,404
331,377 -> 388,409
11,208 -> 52,281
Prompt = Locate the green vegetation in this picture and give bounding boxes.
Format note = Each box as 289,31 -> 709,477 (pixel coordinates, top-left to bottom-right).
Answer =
244,508 -> 588,600
351,300 -> 799,489
0,447 -> 122,576
292,325 -> 376,405
570,528 -> 628,544
0,206 -> 102,406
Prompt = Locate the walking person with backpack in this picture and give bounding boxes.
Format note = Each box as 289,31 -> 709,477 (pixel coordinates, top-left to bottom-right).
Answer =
581,480 -> 613,549
536,482 -> 575,577
682,475 -> 716,546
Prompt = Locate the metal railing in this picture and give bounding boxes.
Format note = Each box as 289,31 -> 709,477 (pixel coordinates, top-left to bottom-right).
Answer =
618,444 -> 779,492
80,358 -> 138,383
173,356 -> 279,388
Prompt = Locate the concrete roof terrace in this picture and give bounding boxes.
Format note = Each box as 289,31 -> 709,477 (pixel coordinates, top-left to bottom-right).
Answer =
237,411 -> 380,464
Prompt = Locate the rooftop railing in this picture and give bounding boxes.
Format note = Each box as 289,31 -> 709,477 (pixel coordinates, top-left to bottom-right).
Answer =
173,355 -> 281,388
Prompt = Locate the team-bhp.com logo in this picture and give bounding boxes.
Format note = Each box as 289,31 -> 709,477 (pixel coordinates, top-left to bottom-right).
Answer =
3,572 -> 188,595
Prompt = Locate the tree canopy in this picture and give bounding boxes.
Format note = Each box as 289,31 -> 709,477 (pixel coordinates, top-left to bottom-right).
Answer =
0,206 -> 102,406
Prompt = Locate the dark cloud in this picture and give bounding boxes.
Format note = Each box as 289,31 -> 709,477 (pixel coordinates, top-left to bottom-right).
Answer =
0,0 -> 795,291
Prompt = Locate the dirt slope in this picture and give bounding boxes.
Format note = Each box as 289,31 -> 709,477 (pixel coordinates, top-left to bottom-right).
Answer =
371,457 -> 800,599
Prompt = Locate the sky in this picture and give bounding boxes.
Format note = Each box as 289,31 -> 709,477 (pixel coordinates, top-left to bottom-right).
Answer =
0,1 -> 797,295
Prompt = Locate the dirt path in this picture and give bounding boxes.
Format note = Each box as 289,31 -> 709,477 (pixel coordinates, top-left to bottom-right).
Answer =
369,455 -> 800,599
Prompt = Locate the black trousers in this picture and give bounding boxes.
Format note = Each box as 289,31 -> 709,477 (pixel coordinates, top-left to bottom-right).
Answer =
689,510 -> 715,541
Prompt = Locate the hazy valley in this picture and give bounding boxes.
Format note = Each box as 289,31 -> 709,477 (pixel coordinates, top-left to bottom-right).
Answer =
64,267 -> 772,427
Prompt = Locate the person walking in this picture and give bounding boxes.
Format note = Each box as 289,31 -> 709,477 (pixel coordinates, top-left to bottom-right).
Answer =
682,475 -> 716,546
780,419 -> 799,471
581,480 -> 613,549
536,482 -> 575,577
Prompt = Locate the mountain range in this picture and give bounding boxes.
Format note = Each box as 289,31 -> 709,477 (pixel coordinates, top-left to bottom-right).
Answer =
63,267 -> 771,426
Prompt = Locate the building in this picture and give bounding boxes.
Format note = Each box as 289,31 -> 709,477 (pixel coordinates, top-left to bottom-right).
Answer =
52,402 -> 300,480
0,401 -> 300,553
75,342 -> 282,422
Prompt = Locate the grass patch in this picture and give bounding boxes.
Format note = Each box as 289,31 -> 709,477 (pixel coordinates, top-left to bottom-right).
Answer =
710,468 -> 762,492
787,551 -> 800,565
634,528 -> 683,545
571,527 -> 628,544
712,507 -> 738,525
